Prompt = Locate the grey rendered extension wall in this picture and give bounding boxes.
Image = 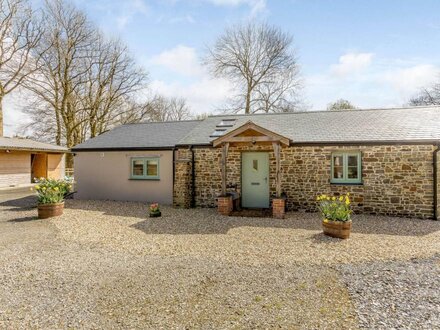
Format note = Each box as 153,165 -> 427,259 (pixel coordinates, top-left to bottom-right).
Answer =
74,150 -> 174,204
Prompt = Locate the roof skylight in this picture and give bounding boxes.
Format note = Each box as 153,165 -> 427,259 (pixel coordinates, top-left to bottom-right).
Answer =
210,129 -> 227,137
216,118 -> 237,128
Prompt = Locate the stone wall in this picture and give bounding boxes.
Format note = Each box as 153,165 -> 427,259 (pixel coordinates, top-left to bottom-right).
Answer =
173,148 -> 193,208
174,144 -> 437,219
436,146 -> 440,220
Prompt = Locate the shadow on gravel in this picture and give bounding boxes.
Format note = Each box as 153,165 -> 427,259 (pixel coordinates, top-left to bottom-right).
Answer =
130,213 -> 440,237
130,214 -> 304,235
8,216 -> 39,223
65,200 -> 440,237
0,195 -> 37,211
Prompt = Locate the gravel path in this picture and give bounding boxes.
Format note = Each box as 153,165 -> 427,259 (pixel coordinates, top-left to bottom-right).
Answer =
339,256 -> 440,329
0,195 -> 357,329
57,200 -> 440,266
1,196 -> 439,329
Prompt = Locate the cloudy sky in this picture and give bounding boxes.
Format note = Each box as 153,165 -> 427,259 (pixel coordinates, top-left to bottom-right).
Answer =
4,0 -> 440,135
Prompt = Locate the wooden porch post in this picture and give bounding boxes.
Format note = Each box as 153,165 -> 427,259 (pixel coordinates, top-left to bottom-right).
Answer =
221,142 -> 229,196
273,142 -> 281,197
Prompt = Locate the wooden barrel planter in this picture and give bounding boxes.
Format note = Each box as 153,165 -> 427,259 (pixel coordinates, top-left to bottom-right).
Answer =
38,202 -> 65,219
322,220 -> 352,239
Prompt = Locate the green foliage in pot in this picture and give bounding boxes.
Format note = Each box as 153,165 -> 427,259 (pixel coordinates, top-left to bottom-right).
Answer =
34,178 -> 72,205
316,193 -> 352,222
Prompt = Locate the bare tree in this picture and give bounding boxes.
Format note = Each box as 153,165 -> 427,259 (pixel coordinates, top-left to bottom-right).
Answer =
82,35 -> 148,138
193,112 -> 210,120
0,0 -> 42,136
254,69 -> 302,112
148,95 -> 192,121
23,0 -> 148,168
327,99 -> 357,111
24,0 -> 94,148
409,83 -> 440,106
205,22 -> 301,114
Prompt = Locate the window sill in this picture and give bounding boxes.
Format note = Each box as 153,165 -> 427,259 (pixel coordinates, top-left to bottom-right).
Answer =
129,178 -> 160,181
330,182 -> 363,186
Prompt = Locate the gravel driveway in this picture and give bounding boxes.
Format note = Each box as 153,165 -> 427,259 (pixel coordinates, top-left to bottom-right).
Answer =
0,195 -> 439,329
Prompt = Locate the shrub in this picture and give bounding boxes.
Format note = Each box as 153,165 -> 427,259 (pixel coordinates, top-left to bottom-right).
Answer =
316,193 -> 352,222
34,178 -> 72,205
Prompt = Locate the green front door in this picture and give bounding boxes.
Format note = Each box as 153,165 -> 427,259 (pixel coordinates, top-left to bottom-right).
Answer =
242,152 -> 270,208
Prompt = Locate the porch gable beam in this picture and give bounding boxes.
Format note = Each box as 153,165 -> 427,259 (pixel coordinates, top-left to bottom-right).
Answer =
273,141 -> 281,198
212,121 -> 290,147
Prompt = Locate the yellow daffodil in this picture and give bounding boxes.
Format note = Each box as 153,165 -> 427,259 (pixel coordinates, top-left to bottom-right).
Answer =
339,196 -> 343,201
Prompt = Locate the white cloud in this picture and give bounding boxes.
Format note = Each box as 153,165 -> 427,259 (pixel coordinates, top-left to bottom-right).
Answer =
149,45 -> 233,114
305,52 -> 440,110
204,0 -> 266,16
2,93 -> 31,137
150,76 -> 232,115
330,52 -> 374,77
168,14 -> 195,24
382,64 -> 439,96
115,0 -> 149,29
150,45 -> 203,77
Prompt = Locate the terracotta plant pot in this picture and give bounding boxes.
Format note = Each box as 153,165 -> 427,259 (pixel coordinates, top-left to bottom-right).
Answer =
38,202 -> 64,219
322,219 -> 352,239
149,211 -> 161,218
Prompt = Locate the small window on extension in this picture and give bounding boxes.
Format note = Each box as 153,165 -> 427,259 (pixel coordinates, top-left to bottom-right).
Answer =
130,157 -> 160,180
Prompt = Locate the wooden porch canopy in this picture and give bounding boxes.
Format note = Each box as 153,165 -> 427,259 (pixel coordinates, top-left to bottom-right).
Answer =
212,121 -> 290,198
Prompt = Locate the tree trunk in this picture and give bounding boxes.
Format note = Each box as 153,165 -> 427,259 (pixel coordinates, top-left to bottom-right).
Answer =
245,85 -> 252,114
0,93 -> 3,137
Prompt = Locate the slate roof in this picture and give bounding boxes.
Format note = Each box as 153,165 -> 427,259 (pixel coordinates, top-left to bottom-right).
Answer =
0,137 -> 67,152
177,106 -> 440,145
72,120 -> 201,151
71,107 -> 440,151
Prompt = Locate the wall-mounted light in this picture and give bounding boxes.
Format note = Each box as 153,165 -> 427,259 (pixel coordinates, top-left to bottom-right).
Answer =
5,150 -> 10,153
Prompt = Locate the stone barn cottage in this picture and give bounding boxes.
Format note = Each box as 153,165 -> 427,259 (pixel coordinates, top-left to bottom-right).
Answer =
72,106 -> 440,220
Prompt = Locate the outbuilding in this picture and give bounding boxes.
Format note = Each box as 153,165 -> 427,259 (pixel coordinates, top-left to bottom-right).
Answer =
0,137 -> 67,188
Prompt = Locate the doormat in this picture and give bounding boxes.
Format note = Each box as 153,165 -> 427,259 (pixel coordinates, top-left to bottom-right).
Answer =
230,209 -> 272,218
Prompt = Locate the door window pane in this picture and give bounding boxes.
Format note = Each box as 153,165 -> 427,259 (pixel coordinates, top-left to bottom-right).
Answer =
253,159 -> 258,171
